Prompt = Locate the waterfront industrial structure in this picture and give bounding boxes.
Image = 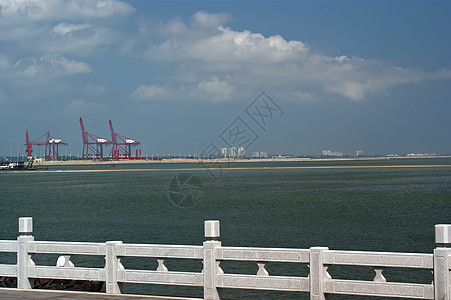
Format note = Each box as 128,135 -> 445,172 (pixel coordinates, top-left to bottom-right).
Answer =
109,120 -> 141,159
24,130 -> 68,161
79,117 -> 111,159
79,118 -> 141,160
19,118 -> 143,161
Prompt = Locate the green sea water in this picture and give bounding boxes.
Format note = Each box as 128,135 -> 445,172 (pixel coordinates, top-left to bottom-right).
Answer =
1,158 -> 450,299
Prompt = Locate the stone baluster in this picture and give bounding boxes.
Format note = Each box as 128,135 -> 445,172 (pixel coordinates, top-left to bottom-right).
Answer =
56,255 -> 74,267
17,217 -> 35,289
105,241 -> 124,294
310,247 -> 330,300
373,267 -> 386,283
434,224 -> 451,300
203,220 -> 222,300
157,258 -> 168,272
257,262 -> 269,276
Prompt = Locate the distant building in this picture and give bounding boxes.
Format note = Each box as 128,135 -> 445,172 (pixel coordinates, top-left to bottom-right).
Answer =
238,147 -> 245,158
230,147 -> 237,158
406,153 -> 432,157
221,148 -> 228,158
251,151 -> 268,158
321,150 -> 343,157
356,150 -> 364,157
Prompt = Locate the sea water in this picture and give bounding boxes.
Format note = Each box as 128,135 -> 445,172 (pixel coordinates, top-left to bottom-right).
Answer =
1,158 -> 450,298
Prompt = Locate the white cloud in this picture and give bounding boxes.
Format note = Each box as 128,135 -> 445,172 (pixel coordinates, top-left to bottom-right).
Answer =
141,11 -> 450,102
198,76 -> 235,102
146,24 -> 307,64
11,54 -> 92,79
84,84 -> 106,95
191,11 -> 230,28
53,23 -> 90,36
326,81 -> 368,101
0,0 -> 135,22
131,84 -> 169,100
293,90 -> 315,102
318,62 -> 425,101
0,0 -> 133,55
186,26 -> 307,63
2,7 -> 450,104
0,23 -> 46,42
48,26 -> 114,55
63,99 -> 108,115
130,78 -> 236,103
0,53 -> 10,70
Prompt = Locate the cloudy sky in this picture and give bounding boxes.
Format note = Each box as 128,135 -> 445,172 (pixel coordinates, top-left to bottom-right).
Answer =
1,0 -> 450,158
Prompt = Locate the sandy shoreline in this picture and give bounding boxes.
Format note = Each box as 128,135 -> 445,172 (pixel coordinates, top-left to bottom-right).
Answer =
38,156 -> 451,166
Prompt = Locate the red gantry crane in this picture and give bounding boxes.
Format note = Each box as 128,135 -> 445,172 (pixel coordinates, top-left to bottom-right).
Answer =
80,117 -> 111,159
109,119 -> 141,159
25,130 -> 68,160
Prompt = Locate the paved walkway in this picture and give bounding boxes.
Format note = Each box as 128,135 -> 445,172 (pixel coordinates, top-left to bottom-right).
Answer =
0,288 -> 201,300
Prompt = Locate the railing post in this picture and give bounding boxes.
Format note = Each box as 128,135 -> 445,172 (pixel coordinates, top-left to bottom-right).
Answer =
106,241 -> 124,294
17,217 -> 35,289
434,224 -> 451,300
310,247 -> 330,300
203,220 -> 221,300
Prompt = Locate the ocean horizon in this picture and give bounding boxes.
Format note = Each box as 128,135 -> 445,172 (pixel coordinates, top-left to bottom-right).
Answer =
1,158 -> 450,298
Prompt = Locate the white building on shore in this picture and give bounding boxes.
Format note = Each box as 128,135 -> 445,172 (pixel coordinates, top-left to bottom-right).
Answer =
322,150 -> 343,157
356,150 -> 365,157
221,148 -> 228,158
229,147 -> 237,158
251,151 -> 268,158
238,147 -> 245,158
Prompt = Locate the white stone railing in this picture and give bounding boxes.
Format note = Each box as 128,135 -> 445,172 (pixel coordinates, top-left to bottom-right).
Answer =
0,218 -> 450,299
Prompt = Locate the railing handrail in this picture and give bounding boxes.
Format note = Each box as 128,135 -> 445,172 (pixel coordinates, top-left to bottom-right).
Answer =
117,243 -> 204,259
218,246 -> 310,263
0,240 -> 18,252
0,218 -> 449,300
28,241 -> 106,255
323,250 -> 434,268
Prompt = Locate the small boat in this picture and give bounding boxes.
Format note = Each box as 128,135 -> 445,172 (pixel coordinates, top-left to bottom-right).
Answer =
0,158 -> 48,171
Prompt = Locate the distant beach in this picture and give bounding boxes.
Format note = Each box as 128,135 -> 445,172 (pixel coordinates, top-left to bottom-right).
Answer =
38,156 -> 451,166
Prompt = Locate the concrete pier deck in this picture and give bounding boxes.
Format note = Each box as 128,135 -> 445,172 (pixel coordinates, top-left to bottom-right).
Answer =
0,288 -> 201,300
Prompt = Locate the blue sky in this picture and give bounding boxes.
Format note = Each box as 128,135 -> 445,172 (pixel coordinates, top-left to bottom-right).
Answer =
1,0 -> 450,158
